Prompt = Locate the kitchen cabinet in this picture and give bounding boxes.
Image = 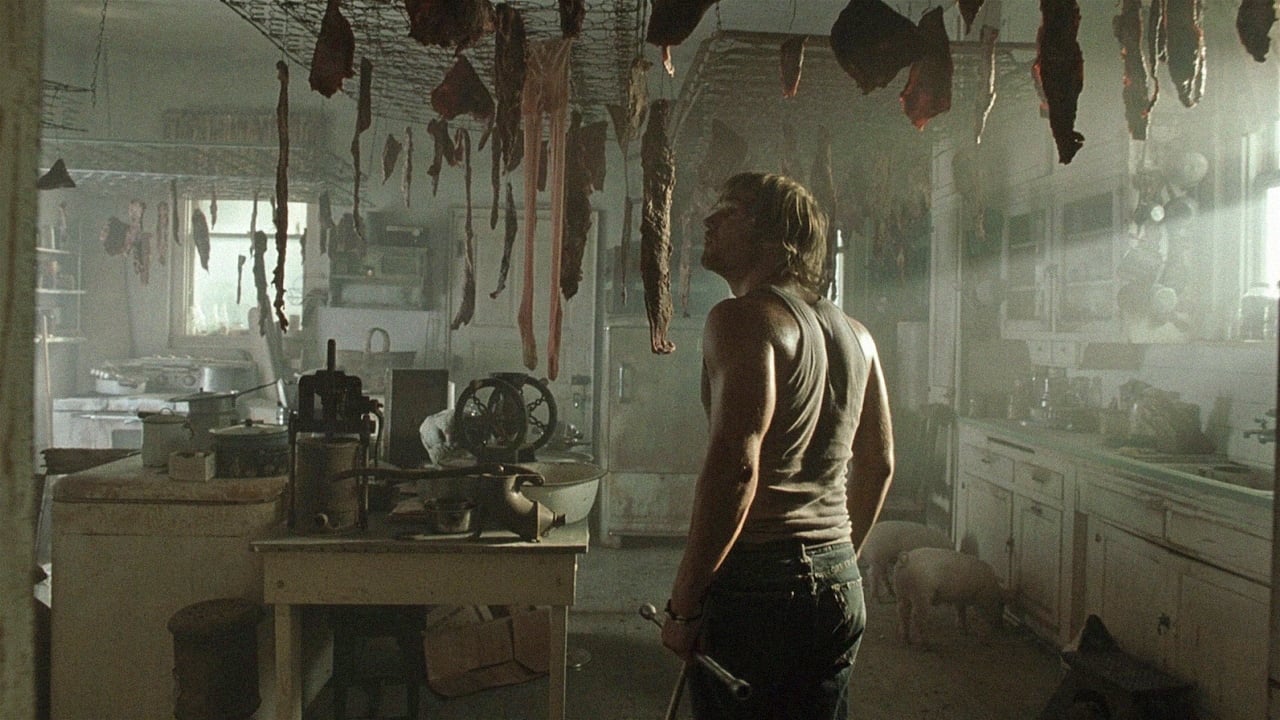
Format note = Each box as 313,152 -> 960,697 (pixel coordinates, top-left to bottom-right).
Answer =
597,322 -> 706,545
1001,185 -> 1127,344
1084,515 -> 1268,720
956,422 -> 1077,643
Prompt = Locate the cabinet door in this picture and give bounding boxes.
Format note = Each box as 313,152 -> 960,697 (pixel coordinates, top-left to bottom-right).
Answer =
960,475 -> 1013,587
1013,495 -> 1062,633
1085,519 -> 1173,664
1171,566 -> 1269,720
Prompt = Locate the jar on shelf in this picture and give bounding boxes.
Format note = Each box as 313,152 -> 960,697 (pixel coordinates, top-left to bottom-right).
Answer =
1238,283 -> 1278,341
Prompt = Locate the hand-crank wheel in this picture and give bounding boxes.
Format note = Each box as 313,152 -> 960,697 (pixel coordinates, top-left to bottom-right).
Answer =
453,376 -> 528,458
491,372 -> 558,453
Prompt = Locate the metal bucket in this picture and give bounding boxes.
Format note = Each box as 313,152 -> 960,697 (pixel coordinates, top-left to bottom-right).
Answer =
292,436 -> 362,534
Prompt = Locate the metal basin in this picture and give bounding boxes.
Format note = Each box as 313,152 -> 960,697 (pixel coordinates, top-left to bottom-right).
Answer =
1152,462 -> 1274,492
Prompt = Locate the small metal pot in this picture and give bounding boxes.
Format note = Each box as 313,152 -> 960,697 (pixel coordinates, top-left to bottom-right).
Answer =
423,496 -> 476,534
140,410 -> 192,468
210,421 -> 289,478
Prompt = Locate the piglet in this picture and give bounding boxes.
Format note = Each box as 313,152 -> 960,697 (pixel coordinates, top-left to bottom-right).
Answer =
859,520 -> 951,603
892,547 -> 1009,647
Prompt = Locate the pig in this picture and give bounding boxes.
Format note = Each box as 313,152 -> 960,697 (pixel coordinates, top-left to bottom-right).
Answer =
892,547 -> 1010,647
858,520 -> 952,603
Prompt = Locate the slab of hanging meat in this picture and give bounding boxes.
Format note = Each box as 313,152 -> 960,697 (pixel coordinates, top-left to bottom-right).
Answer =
276,59 -> 292,331
780,36 -> 806,98
169,179 -> 181,245
155,201 -> 169,266
491,183 -> 517,299
831,0 -> 925,95
382,134 -> 402,184
450,130 -> 477,331
432,56 -> 495,122
559,0 -> 584,37
402,126 -> 414,209
640,99 -> 676,355
309,0 -> 354,97
959,0 -> 985,35
606,56 -> 652,151
126,200 -> 150,284
899,6 -> 952,131
192,208 -> 211,271
1036,0 -> 1086,164
561,113 -> 607,301
647,0 -> 720,74
617,196 -> 635,305
426,118 -> 454,196
1237,0 -> 1275,62
251,231 -> 271,336
1114,0 -> 1158,141
494,3 -> 527,175
974,23 -> 999,143
101,217 -> 128,255
210,186 -> 218,228
490,125 -> 502,229
405,0 -> 494,53
1165,0 -> 1205,107
318,191 -> 334,254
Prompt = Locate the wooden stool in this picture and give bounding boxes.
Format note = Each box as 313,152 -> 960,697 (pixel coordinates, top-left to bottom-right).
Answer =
330,606 -> 427,720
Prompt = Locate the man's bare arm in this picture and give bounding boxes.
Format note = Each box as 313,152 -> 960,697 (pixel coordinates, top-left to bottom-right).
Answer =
848,329 -> 894,550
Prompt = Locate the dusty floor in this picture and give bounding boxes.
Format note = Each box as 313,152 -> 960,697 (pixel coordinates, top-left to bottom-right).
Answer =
306,537 -> 1064,720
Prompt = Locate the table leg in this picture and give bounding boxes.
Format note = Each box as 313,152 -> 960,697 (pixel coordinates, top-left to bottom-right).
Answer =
549,604 -> 568,720
273,604 -> 302,720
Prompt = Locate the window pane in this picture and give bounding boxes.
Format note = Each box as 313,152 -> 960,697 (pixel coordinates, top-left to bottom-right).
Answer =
1265,186 -> 1280,289
188,201 -> 305,335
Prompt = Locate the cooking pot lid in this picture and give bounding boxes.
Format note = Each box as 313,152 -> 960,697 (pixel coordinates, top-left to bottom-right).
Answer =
169,389 -> 238,403
210,421 -> 287,438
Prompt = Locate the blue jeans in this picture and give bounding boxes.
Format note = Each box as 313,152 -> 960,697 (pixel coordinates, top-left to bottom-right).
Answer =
689,540 -> 865,720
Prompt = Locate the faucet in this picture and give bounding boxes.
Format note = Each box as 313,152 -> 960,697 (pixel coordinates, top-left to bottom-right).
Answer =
1243,409 -> 1276,444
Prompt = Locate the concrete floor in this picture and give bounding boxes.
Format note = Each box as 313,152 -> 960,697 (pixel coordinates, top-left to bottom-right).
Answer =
308,537 -> 1065,720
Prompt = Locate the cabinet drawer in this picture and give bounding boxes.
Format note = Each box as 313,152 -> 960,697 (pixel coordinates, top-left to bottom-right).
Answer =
1015,462 -> 1063,506
1085,481 -> 1165,538
1167,509 -> 1271,584
959,444 -> 1014,487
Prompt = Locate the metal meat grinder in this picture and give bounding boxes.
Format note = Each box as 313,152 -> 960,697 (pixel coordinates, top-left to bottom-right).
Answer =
287,340 -> 382,534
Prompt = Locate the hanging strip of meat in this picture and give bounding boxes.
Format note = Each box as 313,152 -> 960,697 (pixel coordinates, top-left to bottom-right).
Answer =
402,126 -> 414,209
405,0 -> 494,53
1165,0 -> 1205,108
274,60 -> 291,331
310,0 -> 354,97
1114,0 -> 1158,141
900,6 -> 952,131
432,56 -> 495,123
959,0 -> 985,35
1036,0 -> 1086,164
128,200 -> 150,285
155,201 -> 169,267
606,56 -> 651,152
170,179 -> 181,245
780,36 -> 806,98
517,38 -> 573,375
646,0 -> 720,74
490,124 -> 502,229
192,208 -> 211,271
252,231 -> 270,337
494,3 -> 527,175
831,0 -> 924,95
559,0 -> 584,37
210,185 -> 218,228
236,255 -> 246,304
975,23 -> 999,144
698,119 -> 747,190
677,206 -> 694,317
640,98 -> 676,355
450,130 -> 477,330
350,57 -> 372,255
1237,0 -> 1275,62
491,182 -> 517,298
382,134 -> 402,184
561,112 -> 592,301
427,118 -> 453,196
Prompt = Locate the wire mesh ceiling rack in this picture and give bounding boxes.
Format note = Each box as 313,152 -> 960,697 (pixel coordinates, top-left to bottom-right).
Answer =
219,0 -> 647,129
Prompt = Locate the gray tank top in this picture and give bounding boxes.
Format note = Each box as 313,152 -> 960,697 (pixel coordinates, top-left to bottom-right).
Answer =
735,285 -> 870,545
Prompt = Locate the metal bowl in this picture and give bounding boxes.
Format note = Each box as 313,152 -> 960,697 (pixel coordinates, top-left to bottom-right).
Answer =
423,496 -> 476,534
515,461 -> 604,525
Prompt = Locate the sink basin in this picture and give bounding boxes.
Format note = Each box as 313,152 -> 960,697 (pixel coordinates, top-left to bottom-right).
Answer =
1146,461 -> 1274,492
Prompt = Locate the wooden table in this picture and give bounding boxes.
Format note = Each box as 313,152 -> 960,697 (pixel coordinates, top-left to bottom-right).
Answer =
253,518 -> 588,720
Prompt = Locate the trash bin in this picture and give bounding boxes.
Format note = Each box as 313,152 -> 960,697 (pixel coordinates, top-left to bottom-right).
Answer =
168,597 -> 264,720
